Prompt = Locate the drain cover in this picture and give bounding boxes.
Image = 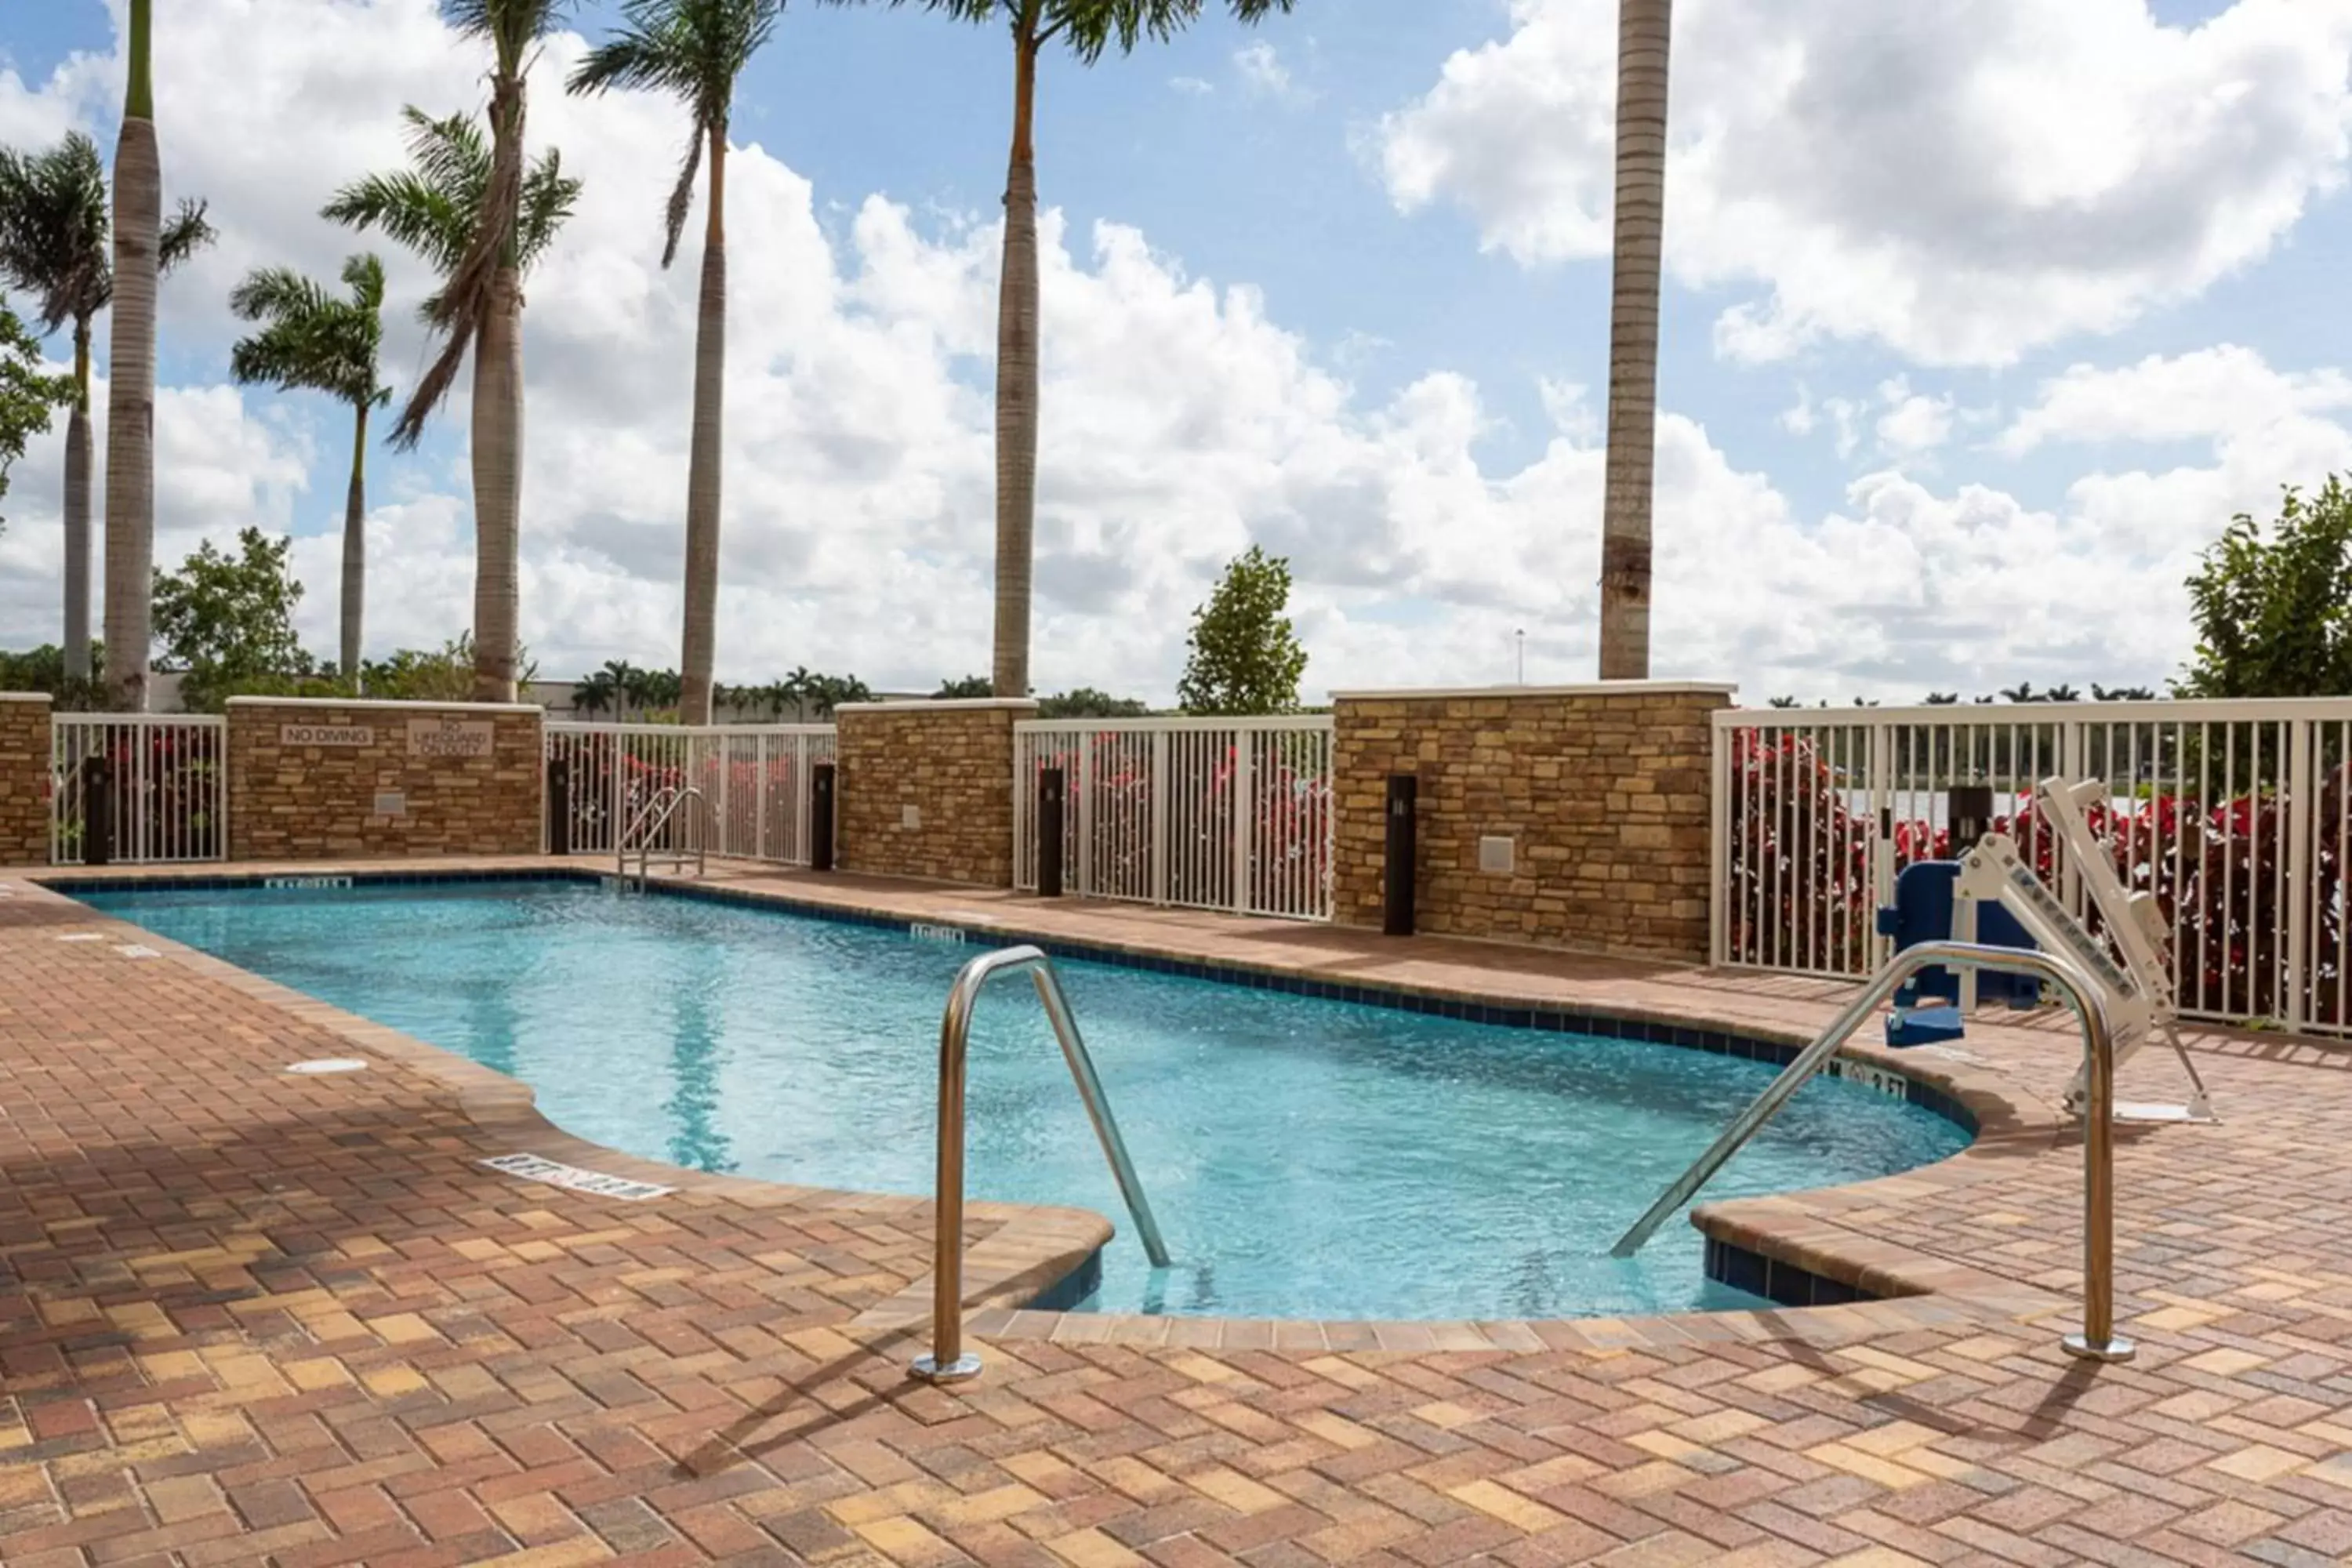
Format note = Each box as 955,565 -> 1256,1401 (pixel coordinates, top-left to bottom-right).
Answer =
284,1058 -> 368,1075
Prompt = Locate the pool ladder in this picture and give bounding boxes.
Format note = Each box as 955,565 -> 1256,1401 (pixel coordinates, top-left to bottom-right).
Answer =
1611,939 -> 2132,1364
911,946 -> 1169,1385
617,786 -> 708,889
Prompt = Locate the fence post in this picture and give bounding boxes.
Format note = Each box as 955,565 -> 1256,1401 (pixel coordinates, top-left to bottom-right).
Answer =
81,752 -> 112,866
1232,731 -> 1254,915
1039,768 -> 1065,898
1149,729 -> 1170,906
2056,720 -> 2083,917
1077,734 -> 1094,897
1383,773 -> 1416,936
797,734 -> 813,865
1867,723 -> 1893,967
547,756 -> 572,857
2286,718 -> 2314,1031
1708,718 -> 1729,967
811,761 -> 837,872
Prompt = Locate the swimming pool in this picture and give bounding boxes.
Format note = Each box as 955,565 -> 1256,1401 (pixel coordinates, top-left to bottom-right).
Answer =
77,877 -> 1972,1321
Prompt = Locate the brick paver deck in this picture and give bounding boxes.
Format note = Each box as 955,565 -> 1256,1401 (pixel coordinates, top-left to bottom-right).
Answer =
4,860 -> 2351,1566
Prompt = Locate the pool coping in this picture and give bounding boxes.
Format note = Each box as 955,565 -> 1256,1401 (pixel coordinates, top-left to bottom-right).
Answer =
18,858 -> 2086,1355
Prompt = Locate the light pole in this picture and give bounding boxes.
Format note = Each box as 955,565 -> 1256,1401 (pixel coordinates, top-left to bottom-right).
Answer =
1515,629 -> 1526,684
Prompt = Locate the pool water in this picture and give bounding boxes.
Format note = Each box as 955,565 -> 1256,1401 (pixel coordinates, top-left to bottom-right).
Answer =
80,879 -> 1971,1321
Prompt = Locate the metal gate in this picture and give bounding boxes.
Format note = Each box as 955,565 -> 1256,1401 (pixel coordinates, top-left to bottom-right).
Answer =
50,714 -> 229,865
1012,717 -> 1335,920
543,724 -> 836,864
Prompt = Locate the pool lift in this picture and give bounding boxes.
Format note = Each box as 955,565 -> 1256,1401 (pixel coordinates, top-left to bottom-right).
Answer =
1610,775 -> 2218,1365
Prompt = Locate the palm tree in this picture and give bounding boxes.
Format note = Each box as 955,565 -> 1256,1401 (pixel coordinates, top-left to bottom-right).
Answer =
573,666 -> 619,716
884,0 -> 1295,699
0,131 -> 210,689
569,0 -> 783,728
1597,0 -> 1671,681
324,85 -> 579,703
102,0 -> 165,707
227,256 -> 390,680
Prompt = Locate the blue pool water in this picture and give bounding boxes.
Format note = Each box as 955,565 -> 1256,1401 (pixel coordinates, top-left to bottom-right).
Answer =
78,879 -> 1971,1321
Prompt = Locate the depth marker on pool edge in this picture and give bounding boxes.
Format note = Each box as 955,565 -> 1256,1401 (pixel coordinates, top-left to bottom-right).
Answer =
481,1153 -> 673,1203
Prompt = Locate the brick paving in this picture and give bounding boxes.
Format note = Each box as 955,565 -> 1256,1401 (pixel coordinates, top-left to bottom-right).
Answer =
4,861 -> 2352,1565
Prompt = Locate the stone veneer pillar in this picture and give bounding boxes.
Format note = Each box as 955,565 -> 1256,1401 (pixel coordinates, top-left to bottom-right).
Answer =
833,699 -> 1037,887
226,698 -> 544,861
1331,683 -> 1735,962
0,692 -> 51,866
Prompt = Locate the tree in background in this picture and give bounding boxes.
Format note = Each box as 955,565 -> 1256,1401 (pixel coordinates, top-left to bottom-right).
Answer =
881,0 -> 1297,702
0,297 -> 71,535
1177,546 -> 1307,715
327,2 -> 576,702
0,642 -> 107,707
151,527 -> 314,710
227,255 -> 389,680
0,131 -> 211,684
1038,687 -> 1145,718
2177,477 -> 2352,699
363,634 -> 538,702
103,0 -> 168,708
570,0 -> 783,726
935,674 -> 995,698
1597,0 -> 1672,680
789,670 -> 872,715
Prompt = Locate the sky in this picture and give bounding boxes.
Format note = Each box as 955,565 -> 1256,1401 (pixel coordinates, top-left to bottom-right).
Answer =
2,0 -> 2350,702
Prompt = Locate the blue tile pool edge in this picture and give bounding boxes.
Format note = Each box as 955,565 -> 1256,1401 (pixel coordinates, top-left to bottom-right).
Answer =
45,865 -> 1984,1309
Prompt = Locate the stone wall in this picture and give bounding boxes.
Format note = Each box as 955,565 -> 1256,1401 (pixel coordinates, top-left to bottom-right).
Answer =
226,699 -> 543,861
835,699 -> 1034,887
0,694 -> 49,866
1332,684 -> 1733,962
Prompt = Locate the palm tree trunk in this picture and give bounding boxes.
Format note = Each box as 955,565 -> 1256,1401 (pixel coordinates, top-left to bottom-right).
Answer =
471,274 -> 523,703
678,127 -> 728,728
63,322 -> 93,684
104,5 -> 160,710
990,29 -> 1042,702
1597,0 -> 1671,681
343,400 -> 368,683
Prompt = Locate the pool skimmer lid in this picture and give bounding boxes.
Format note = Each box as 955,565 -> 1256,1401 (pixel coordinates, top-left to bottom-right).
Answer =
285,1058 -> 369,1075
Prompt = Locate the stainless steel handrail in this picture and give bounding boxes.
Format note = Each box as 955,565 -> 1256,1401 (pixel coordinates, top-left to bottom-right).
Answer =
615,786 -> 677,874
619,786 -> 707,887
1611,940 -> 2133,1364
912,945 -> 1170,1384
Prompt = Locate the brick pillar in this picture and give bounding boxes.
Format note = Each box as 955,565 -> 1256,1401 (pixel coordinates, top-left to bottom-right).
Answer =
834,699 -> 1036,887
0,693 -> 52,866
227,699 -> 544,860
1331,683 -> 1733,962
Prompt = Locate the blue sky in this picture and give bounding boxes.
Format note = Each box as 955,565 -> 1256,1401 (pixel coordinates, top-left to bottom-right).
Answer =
3,0 -> 2350,700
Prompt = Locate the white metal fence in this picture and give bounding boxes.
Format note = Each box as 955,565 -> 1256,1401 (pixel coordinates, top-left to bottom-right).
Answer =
49,713 -> 229,865
1713,699 -> 2352,1035
544,724 -> 836,864
1012,717 -> 1336,920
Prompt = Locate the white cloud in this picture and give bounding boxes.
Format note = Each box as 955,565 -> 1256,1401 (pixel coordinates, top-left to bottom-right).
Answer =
0,0 -> 2339,710
1872,376 -> 1955,461
1233,40 -> 1294,99
1998,344 -> 2352,455
1170,75 -> 1214,96
1778,383 -> 1816,437
1378,0 -> 2352,367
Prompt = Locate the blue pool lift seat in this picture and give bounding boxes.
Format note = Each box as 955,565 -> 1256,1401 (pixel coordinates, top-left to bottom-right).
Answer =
1874,859 -> 2038,1045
